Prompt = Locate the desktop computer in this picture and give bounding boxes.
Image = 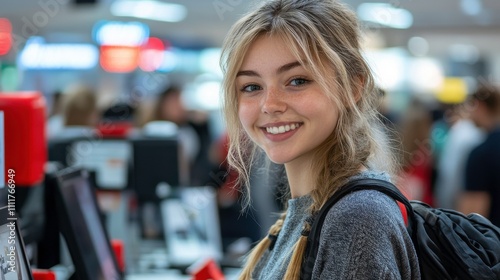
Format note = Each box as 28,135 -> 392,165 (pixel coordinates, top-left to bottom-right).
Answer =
54,167 -> 122,280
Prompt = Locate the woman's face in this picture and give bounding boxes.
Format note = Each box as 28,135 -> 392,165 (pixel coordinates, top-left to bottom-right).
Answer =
237,35 -> 340,165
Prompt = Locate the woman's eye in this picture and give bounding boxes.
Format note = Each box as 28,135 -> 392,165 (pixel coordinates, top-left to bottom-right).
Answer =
241,84 -> 261,92
289,78 -> 310,86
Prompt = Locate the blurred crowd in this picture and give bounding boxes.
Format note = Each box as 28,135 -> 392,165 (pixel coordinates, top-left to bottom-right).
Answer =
45,82 -> 262,246
389,82 -> 500,227
44,79 -> 500,240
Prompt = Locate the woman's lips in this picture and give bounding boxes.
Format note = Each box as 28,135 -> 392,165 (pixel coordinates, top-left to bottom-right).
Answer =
261,122 -> 302,141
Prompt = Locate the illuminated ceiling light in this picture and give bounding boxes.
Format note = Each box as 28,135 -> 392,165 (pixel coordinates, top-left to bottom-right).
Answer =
357,3 -> 413,29
19,37 -> 98,70
93,21 -> 149,46
111,0 -> 187,23
460,0 -> 482,16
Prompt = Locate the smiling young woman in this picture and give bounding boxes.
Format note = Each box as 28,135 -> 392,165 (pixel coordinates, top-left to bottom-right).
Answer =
220,0 -> 420,279
237,35 -> 341,198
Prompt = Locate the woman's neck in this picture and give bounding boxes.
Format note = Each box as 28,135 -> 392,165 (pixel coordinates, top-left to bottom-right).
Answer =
285,158 -> 370,198
285,157 -> 315,198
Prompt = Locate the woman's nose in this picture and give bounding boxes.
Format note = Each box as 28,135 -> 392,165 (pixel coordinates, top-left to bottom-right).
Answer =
261,88 -> 287,114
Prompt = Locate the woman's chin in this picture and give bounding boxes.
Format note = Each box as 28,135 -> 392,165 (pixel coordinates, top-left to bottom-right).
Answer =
265,152 -> 292,165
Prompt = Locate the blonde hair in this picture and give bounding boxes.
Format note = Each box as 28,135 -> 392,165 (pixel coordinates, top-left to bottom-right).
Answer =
220,0 -> 398,278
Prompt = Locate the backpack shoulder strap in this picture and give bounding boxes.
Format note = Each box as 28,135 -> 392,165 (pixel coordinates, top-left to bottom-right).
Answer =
301,178 -> 414,280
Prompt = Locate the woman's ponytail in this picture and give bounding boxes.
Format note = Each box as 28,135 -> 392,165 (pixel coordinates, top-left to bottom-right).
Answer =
283,220 -> 312,279
238,213 -> 287,280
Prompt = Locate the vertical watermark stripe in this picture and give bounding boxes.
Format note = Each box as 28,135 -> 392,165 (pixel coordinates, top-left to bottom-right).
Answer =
4,168 -> 18,272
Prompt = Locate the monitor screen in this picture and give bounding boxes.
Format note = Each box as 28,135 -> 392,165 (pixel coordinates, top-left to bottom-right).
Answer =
55,168 -> 121,280
48,137 -> 72,167
0,206 -> 34,280
131,136 -> 180,202
161,186 -> 222,268
70,140 -> 132,190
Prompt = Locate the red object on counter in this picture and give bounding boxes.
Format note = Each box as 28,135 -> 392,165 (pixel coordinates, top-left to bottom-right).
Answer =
0,92 -> 47,186
111,239 -> 126,273
190,258 -> 225,280
32,269 -> 56,280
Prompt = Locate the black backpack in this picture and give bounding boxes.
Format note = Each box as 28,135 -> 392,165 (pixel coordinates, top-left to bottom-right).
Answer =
301,178 -> 500,280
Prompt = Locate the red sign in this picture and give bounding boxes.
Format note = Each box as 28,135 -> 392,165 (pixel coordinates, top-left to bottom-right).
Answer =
100,45 -> 140,73
0,18 -> 12,56
139,37 -> 166,72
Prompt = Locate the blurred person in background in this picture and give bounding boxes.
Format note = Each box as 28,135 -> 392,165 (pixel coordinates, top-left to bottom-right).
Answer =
45,84 -> 99,141
151,85 -> 213,185
63,84 -> 99,128
458,83 -> 500,227
99,102 -> 137,137
397,97 -> 435,205
101,102 -> 136,123
434,102 -> 484,209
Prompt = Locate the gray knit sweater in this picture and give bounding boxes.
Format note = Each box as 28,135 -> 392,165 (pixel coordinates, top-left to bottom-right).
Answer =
252,171 -> 421,279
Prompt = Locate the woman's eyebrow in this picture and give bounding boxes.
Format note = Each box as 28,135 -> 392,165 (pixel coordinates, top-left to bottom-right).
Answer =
236,61 -> 302,78
277,61 -> 301,74
236,70 -> 259,77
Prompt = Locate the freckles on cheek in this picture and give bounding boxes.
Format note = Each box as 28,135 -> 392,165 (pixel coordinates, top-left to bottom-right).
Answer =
238,104 -> 259,142
238,106 -> 251,130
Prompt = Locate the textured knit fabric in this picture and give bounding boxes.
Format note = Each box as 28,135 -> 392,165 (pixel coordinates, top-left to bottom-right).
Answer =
252,171 -> 421,279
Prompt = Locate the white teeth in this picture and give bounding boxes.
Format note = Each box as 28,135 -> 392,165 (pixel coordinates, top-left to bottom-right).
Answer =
266,123 -> 301,135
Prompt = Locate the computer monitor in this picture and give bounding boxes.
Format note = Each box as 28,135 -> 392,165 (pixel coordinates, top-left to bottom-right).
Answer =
36,166 -> 62,269
48,137 -> 73,168
70,139 -> 132,190
130,136 -> 180,202
48,129 -> 97,167
0,206 -> 34,280
161,186 -> 223,269
54,167 -> 122,280
49,134 -> 133,191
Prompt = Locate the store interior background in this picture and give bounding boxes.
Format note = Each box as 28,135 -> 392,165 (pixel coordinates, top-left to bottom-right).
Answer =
3,0 -> 500,104
1,0 -> 500,279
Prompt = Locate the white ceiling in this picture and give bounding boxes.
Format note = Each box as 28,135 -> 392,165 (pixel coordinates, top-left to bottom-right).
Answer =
1,0 -> 254,49
1,0 -> 500,54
